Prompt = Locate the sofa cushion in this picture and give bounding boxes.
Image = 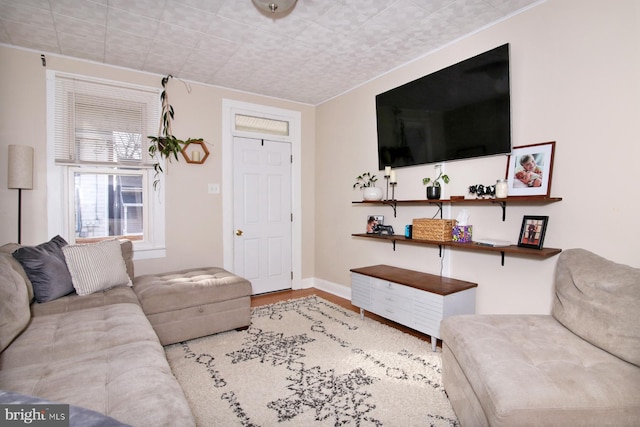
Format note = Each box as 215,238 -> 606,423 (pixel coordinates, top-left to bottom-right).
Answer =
441,314 -> 640,426
0,340 -> 195,427
552,248 -> 640,366
63,240 -> 132,296
30,285 -> 139,317
0,243 -> 34,302
133,267 -> 252,315
0,302 -> 157,369
0,255 -> 31,352
11,235 -> 74,303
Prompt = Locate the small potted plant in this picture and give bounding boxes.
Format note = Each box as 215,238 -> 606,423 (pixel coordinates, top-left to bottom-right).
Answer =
422,166 -> 450,200
353,172 -> 382,201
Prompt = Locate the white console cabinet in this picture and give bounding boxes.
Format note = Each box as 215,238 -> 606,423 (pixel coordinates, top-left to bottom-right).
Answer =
351,265 -> 477,351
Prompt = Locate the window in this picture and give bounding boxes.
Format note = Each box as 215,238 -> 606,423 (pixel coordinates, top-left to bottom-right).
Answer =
47,71 -> 165,258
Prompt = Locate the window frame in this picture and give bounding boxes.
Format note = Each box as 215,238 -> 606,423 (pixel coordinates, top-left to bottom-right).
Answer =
46,70 -> 166,260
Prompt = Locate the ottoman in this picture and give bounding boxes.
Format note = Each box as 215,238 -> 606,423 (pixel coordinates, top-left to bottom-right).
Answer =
133,267 -> 252,345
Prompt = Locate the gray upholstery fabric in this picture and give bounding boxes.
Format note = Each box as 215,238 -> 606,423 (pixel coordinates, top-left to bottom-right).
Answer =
442,314 -> 640,426
0,340 -> 195,427
134,267 -> 252,344
134,267 -> 252,314
442,249 -> 640,426
11,235 -> 74,303
0,256 -> 31,353
0,303 -> 159,369
118,239 -> 134,281
0,244 -> 34,302
552,248 -> 640,366
0,239 -> 196,427
30,286 -> 139,317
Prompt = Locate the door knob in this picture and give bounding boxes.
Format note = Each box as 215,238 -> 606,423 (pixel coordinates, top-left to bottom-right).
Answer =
236,229 -> 243,236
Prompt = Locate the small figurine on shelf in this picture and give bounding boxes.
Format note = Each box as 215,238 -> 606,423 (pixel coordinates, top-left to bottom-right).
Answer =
469,184 -> 495,198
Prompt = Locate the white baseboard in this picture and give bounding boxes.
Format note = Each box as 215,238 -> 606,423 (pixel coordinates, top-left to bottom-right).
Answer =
295,277 -> 351,301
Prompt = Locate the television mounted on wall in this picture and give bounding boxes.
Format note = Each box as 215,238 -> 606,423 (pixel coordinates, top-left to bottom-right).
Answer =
376,43 -> 511,170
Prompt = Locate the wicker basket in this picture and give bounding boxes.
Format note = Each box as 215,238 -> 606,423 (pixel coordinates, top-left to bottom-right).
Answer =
412,218 -> 457,241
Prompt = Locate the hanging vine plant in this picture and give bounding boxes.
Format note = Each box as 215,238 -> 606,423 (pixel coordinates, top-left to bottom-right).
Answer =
148,74 -> 202,189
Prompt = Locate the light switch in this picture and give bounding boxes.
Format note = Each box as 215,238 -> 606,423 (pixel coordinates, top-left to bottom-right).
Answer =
208,183 -> 220,194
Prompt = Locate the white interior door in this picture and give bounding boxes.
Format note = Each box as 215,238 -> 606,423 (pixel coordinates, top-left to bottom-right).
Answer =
233,137 -> 292,295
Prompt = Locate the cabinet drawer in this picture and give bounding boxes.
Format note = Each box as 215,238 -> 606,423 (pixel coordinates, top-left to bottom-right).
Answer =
371,286 -> 412,325
370,278 -> 413,298
371,298 -> 412,325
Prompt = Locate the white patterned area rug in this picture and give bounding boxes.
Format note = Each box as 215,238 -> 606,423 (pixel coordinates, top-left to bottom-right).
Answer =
165,295 -> 459,426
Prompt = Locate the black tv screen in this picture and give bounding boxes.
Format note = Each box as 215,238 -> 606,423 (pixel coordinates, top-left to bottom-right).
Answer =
376,44 -> 511,170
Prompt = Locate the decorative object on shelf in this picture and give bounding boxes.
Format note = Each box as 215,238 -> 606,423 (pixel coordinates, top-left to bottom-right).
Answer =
452,225 -> 473,242
148,74 -> 203,189
180,139 -> 210,164
422,165 -> 449,200
366,215 -> 384,234
517,215 -> 549,249
353,172 -> 382,201
469,184 -> 495,198
252,0 -> 297,15
383,165 -> 394,200
495,179 -> 508,198
452,209 -> 472,242
412,218 -> 457,242
404,224 -> 412,239
506,141 -> 556,197
7,144 -> 34,244
372,224 -> 394,235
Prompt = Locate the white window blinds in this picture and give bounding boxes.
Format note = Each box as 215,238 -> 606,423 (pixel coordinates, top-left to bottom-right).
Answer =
54,74 -> 159,167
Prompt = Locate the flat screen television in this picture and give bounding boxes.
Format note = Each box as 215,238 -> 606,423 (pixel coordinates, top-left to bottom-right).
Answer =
376,44 -> 511,170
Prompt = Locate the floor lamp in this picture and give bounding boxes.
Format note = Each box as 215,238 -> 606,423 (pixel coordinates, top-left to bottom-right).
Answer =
8,145 -> 34,244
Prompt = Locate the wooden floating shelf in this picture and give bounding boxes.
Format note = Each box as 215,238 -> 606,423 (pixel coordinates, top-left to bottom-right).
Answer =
352,233 -> 562,265
353,196 -> 563,220
352,196 -> 563,205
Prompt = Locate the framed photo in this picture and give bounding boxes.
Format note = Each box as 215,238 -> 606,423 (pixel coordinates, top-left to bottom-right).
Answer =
505,141 -> 555,197
518,215 -> 549,249
366,215 -> 384,234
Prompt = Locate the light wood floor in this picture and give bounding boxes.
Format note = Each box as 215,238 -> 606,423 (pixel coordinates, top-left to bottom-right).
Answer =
250,288 -> 439,348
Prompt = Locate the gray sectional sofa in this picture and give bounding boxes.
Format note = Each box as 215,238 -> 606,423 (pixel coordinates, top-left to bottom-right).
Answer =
0,237 -> 251,426
441,248 -> 640,426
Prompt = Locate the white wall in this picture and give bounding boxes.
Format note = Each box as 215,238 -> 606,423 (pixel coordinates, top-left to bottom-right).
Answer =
314,0 -> 640,314
0,47 -> 316,279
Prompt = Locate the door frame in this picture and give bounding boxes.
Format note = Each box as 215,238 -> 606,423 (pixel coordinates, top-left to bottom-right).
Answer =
222,99 -> 302,290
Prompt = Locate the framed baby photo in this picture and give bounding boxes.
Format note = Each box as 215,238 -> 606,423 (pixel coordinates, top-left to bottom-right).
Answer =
366,215 -> 384,234
505,141 -> 555,197
517,215 -> 549,249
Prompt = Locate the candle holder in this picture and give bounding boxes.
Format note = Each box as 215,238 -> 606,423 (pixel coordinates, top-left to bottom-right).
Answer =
384,174 -> 390,201
390,182 -> 397,201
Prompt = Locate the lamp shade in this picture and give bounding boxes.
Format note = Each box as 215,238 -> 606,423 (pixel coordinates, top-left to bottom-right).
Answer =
8,145 -> 34,190
252,0 -> 297,14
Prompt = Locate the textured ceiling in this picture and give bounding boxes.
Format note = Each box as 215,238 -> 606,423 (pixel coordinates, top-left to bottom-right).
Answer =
0,0 -> 541,105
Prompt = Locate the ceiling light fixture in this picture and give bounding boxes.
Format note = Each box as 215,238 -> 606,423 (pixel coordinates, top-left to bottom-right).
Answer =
252,0 -> 297,14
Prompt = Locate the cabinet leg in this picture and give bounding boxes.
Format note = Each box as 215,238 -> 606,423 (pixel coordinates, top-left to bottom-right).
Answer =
359,308 -> 365,320
431,336 -> 437,352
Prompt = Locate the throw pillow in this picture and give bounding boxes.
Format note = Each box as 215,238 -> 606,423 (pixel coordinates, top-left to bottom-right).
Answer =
552,248 -> 640,367
11,235 -> 75,303
63,239 -> 132,296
